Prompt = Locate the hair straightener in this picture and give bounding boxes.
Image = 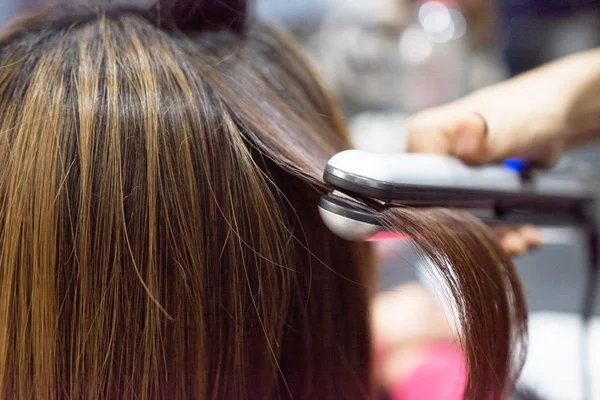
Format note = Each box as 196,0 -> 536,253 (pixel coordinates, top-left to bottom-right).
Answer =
318,150 -> 596,240
318,149 -> 599,399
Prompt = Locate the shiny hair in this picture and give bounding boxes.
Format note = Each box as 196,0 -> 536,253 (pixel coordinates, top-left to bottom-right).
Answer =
0,1 -> 526,399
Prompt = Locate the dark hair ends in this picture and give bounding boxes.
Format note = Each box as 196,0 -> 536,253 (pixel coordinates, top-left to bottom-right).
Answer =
378,208 -> 527,399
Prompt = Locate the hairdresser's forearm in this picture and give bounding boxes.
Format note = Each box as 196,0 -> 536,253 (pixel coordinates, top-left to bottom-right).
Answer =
554,48 -> 600,146
476,48 -> 600,147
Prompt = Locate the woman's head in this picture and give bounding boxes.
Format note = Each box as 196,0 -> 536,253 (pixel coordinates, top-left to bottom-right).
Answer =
0,1 -> 525,399
0,2 -> 374,398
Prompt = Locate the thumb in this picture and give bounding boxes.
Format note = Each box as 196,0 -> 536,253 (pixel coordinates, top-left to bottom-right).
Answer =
446,112 -> 490,164
408,110 -> 562,166
407,110 -> 490,163
453,111 -> 565,166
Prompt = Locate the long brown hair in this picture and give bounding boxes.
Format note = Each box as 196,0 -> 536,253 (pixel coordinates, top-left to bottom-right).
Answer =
0,1 -> 526,399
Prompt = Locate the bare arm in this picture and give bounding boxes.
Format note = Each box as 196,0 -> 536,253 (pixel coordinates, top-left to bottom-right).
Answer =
405,49 -> 600,254
407,48 -> 600,165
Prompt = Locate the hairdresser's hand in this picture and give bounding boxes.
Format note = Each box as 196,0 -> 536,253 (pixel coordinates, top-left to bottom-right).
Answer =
404,75 -> 567,254
406,89 -> 545,255
406,82 -> 567,167
406,48 -> 600,167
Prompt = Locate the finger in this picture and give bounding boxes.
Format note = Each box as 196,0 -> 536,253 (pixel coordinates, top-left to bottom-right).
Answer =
493,225 -> 542,255
448,111 -> 564,167
452,111 -> 537,166
517,225 -> 543,248
448,112 -> 489,164
499,231 -> 528,256
407,109 -> 489,163
406,109 -> 455,154
474,108 -> 566,166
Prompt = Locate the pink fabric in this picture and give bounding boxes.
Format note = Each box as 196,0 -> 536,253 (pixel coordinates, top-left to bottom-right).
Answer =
391,343 -> 466,400
367,232 -> 410,241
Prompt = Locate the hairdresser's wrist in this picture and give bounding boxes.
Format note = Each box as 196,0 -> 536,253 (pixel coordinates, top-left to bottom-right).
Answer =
519,48 -> 600,148
558,49 -> 600,147
465,81 -> 569,163
471,48 -> 600,157
406,49 -> 600,165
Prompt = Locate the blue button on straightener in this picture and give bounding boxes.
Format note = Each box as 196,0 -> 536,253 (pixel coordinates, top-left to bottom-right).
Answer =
503,158 -> 529,174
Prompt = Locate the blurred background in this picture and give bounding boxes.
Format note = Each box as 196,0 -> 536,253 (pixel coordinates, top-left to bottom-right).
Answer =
2,0 -> 600,398
261,9 -> 600,399
250,7 -> 600,399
